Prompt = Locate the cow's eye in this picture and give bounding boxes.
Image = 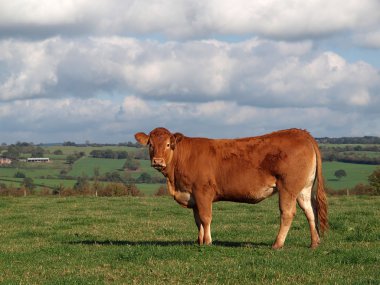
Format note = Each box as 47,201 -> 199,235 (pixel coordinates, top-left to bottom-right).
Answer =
166,143 -> 170,148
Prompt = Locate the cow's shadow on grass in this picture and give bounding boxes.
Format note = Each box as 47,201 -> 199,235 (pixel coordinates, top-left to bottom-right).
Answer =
67,239 -> 270,248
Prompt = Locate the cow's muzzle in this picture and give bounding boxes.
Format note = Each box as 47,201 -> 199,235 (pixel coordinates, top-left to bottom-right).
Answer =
152,157 -> 166,171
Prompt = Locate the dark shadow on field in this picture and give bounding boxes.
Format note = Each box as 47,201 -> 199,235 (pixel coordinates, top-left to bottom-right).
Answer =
67,239 -> 270,248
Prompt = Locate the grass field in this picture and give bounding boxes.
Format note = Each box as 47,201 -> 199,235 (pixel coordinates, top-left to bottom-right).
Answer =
68,157 -> 126,177
322,161 -> 378,189
0,196 -> 378,284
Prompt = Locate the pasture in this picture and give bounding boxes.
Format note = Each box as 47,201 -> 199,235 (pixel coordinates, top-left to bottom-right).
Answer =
0,196 -> 378,284
322,161 -> 378,189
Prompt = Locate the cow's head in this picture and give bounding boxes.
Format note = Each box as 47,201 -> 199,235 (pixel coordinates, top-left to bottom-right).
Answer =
135,127 -> 183,172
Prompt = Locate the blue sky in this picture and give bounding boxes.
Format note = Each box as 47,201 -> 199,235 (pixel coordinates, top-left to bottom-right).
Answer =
0,0 -> 379,143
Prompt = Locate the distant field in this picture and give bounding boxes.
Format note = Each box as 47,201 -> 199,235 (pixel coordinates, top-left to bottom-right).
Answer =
0,196 -> 378,284
136,183 -> 164,195
322,161 -> 378,189
68,157 -> 126,177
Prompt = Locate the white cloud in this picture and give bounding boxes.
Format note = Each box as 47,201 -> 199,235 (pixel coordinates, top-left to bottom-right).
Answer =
355,30 -> 380,48
1,0 -> 379,41
0,98 -> 119,142
122,96 -> 150,117
0,38 -> 68,101
0,1 -> 379,142
0,1 -> 86,26
0,95 -> 379,144
1,37 -> 379,112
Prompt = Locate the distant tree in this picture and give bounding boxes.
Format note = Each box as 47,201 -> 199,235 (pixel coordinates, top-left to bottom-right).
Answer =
4,145 -> 20,159
137,172 -> 152,183
14,171 -> 26,178
104,171 -> 123,182
31,147 -> 44,158
368,168 -> 380,195
53,149 -> 63,155
52,184 -> 65,196
117,151 -> 129,159
66,155 -> 76,164
90,149 -> 129,159
134,149 -> 149,160
22,177 -> 34,191
334,169 -> 347,180
124,158 -> 140,171
74,174 -> 90,193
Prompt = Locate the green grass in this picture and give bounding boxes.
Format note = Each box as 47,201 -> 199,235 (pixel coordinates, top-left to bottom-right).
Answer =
323,161 -> 378,189
136,183 -> 164,195
0,196 -> 378,284
68,157 -> 126,177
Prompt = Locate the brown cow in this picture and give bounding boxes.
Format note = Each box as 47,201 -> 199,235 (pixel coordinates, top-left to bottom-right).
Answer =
135,127 -> 328,249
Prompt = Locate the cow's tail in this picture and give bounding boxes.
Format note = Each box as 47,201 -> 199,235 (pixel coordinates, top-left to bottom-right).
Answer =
311,137 -> 328,236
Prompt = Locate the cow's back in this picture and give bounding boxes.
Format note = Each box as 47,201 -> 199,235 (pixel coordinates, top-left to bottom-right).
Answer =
173,129 -> 316,203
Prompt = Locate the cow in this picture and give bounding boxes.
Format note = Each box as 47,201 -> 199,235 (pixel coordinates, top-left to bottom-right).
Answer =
135,127 -> 328,249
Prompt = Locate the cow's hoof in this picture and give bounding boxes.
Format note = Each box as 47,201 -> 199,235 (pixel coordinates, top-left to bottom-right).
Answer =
310,243 -> 319,249
272,243 -> 283,250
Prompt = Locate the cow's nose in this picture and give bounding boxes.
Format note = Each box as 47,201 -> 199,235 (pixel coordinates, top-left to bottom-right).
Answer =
152,157 -> 166,168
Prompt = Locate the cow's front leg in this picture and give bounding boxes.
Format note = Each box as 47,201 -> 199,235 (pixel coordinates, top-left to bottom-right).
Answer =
193,207 -> 204,245
193,195 -> 213,245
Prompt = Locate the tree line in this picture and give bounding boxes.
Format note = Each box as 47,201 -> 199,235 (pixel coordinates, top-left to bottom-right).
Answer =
1,143 -> 45,159
320,146 -> 380,165
89,149 -> 129,159
317,136 -> 380,144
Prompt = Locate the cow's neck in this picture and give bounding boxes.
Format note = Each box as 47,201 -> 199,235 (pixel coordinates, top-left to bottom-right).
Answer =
164,138 -> 190,195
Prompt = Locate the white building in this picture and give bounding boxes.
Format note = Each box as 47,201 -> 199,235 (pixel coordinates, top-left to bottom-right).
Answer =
27,157 -> 50,163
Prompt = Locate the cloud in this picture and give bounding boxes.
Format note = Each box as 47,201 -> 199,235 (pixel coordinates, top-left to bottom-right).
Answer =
0,1 -> 379,143
0,98 -> 119,142
1,37 -> 378,112
355,30 -> 380,49
0,94 -> 379,144
1,0 -> 379,41
0,38 -> 66,101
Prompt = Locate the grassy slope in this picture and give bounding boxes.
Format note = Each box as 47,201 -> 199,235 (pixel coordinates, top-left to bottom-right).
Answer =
68,157 -> 126,177
0,196 -> 378,284
322,161 -> 378,189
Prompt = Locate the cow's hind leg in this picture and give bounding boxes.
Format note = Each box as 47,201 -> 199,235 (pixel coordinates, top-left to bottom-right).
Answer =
272,189 -> 297,249
193,207 -> 205,245
297,185 -> 320,248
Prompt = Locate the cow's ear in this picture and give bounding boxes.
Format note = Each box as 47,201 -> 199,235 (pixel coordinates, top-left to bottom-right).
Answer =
135,132 -> 149,145
170,132 -> 184,149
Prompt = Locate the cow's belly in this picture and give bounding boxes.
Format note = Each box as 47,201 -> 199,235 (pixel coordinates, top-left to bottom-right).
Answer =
221,185 -> 278,204
246,185 -> 278,203
174,191 -> 195,208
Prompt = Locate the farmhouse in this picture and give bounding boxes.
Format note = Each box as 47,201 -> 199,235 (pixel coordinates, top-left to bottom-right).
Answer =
27,157 -> 50,163
0,157 -> 12,165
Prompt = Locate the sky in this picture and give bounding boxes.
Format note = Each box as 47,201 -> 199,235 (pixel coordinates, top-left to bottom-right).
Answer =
0,0 -> 380,144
